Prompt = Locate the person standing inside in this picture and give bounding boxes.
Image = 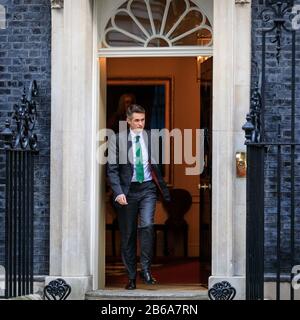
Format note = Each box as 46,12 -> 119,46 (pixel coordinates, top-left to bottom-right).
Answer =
107,93 -> 136,133
107,104 -> 170,290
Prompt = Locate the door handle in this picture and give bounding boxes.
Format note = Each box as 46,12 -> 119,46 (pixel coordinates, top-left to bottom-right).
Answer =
198,183 -> 211,191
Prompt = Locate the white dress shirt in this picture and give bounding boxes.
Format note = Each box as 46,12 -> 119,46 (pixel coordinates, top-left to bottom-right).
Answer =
130,129 -> 152,182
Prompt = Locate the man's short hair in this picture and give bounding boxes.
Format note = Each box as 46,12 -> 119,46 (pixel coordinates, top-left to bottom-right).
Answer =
126,104 -> 145,118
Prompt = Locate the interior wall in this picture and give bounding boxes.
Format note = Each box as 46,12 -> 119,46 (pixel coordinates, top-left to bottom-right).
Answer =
106,57 -> 201,257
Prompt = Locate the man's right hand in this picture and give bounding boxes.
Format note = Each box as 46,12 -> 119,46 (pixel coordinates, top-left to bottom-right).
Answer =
115,194 -> 128,205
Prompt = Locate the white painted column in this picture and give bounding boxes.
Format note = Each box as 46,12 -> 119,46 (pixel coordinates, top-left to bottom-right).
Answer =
49,0 -> 64,277
209,0 -> 251,300
47,0 -> 95,300
233,0 -> 251,278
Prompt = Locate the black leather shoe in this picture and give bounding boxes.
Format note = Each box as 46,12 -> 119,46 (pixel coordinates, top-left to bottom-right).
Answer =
140,271 -> 157,284
125,279 -> 136,290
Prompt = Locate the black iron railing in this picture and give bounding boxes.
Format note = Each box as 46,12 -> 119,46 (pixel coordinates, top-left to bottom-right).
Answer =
244,0 -> 299,300
0,80 -> 38,299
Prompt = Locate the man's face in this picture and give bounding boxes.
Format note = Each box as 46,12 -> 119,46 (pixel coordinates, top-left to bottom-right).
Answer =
127,112 -> 145,133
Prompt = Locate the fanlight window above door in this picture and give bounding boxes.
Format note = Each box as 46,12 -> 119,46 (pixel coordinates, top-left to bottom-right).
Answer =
102,0 -> 213,48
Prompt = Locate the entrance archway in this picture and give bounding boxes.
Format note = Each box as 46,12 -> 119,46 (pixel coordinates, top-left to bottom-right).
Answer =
48,0 -> 251,299
96,0 -> 214,289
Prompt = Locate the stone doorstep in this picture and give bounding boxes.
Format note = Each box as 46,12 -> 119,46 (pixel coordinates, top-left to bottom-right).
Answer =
8,294 -> 43,300
86,285 -> 208,300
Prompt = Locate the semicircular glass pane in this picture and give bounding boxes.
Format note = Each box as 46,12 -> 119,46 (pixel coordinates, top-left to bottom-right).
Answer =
147,37 -> 170,47
105,30 -> 145,47
150,0 -> 167,35
102,0 -> 213,48
130,0 -> 152,35
172,28 -> 212,46
169,10 -> 204,39
164,0 -> 187,35
114,11 -> 147,40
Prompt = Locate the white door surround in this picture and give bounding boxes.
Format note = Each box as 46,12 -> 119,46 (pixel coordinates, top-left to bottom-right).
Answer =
48,0 -> 251,300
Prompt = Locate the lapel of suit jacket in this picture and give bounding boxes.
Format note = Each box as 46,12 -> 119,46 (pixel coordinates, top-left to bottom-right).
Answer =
143,129 -> 151,158
127,130 -> 134,171
117,130 -> 133,170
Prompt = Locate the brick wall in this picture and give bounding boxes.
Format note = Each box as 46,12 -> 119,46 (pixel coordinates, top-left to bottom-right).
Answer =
0,0 -> 51,275
251,0 -> 300,275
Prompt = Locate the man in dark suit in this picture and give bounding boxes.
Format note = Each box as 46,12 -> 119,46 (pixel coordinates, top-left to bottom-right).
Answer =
107,104 -> 170,290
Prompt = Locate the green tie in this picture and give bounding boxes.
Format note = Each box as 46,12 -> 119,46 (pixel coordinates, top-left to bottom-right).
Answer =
135,135 -> 144,183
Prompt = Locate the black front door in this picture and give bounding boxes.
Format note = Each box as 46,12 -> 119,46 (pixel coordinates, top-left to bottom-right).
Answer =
199,57 -> 213,265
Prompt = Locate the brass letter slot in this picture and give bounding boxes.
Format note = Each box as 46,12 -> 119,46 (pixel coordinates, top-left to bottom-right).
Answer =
236,152 -> 246,178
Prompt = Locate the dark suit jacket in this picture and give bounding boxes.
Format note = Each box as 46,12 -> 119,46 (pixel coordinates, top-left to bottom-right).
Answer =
107,129 -> 170,202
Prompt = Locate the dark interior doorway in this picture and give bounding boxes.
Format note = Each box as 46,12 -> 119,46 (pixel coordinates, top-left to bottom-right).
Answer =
104,57 -> 212,288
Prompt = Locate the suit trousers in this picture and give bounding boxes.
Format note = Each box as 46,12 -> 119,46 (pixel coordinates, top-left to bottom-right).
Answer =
116,180 -> 157,280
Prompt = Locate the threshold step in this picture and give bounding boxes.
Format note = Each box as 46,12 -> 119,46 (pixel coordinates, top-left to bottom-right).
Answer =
86,284 -> 208,300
